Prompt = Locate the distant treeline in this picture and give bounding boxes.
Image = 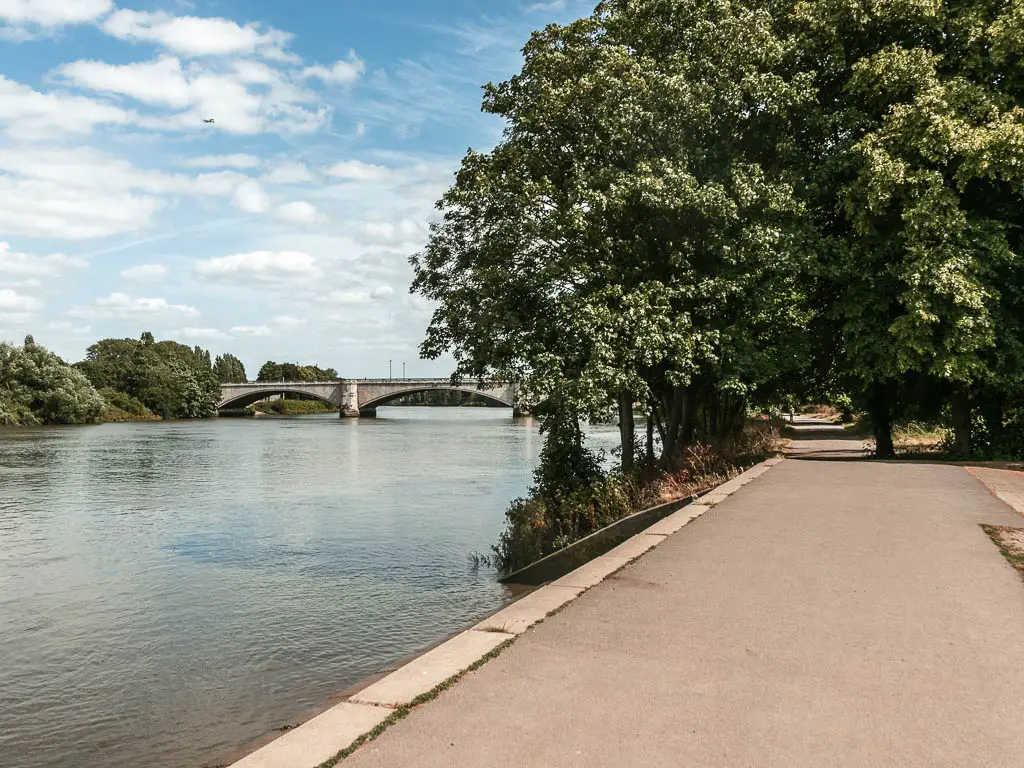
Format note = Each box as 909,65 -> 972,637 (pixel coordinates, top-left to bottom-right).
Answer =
388,390 -> 503,407
1,332 -> 255,426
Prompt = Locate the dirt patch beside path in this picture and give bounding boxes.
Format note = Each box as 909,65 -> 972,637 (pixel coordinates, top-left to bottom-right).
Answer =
981,525 -> 1024,580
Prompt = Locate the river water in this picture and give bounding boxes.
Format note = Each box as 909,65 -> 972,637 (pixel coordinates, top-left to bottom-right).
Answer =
0,408 -> 618,768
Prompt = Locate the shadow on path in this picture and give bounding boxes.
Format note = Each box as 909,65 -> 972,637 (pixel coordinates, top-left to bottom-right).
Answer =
785,415 -> 872,461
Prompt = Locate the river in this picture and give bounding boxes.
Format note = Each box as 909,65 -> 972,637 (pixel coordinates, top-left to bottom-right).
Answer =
0,408 -> 618,768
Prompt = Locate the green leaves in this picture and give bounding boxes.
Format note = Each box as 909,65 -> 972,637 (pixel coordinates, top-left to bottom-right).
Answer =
0,339 -> 103,426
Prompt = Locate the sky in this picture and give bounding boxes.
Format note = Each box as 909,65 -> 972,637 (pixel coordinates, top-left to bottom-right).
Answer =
0,0 -> 593,378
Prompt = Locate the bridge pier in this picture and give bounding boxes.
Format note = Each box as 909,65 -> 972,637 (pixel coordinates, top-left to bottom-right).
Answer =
340,382 -> 361,418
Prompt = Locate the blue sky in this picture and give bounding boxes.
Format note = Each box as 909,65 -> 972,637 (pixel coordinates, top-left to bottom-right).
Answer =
0,0 -> 593,377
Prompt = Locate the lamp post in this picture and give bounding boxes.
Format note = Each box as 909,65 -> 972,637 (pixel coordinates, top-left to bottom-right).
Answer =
389,359 -> 392,381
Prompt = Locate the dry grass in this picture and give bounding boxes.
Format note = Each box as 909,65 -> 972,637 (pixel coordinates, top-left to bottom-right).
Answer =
981,525 -> 1024,580
639,420 -> 786,507
893,423 -> 945,456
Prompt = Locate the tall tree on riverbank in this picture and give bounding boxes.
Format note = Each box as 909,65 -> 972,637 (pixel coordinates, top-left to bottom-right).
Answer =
0,336 -> 103,426
412,0 -> 813,474
78,332 -> 220,420
213,353 -> 247,384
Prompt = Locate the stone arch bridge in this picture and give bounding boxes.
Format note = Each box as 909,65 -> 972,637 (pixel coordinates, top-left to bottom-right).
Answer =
218,379 -> 521,417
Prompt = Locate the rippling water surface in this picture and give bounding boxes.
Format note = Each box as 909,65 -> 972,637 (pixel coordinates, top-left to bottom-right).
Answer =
0,408 -> 617,768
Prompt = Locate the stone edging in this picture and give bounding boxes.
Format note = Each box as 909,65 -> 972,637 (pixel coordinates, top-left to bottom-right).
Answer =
229,456 -> 785,767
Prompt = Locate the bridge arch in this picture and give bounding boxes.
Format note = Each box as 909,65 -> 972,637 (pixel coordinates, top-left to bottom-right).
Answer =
358,386 -> 514,412
218,388 -> 337,411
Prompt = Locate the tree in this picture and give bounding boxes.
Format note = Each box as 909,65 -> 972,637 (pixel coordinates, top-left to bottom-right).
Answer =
789,0 -> 1024,456
78,332 -> 220,420
214,353 -> 247,383
257,361 -> 338,382
0,338 -> 103,426
412,0 -> 813,473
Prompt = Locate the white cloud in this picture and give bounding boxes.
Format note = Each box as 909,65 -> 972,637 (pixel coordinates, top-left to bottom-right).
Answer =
0,242 -> 87,278
195,250 -> 320,281
102,9 -> 293,60
174,326 -> 230,340
321,285 -> 394,305
121,263 -> 167,283
302,51 -> 365,85
69,292 -> 200,319
54,56 -> 326,135
0,75 -> 133,140
324,160 -> 390,181
0,0 -> 112,27
231,179 -> 270,213
261,160 -> 316,185
0,288 -> 42,311
276,200 -> 322,224
361,218 -> 425,244
230,325 -> 272,337
525,0 -> 568,11
273,315 -> 307,329
183,154 -> 261,169
0,176 -> 162,239
355,122 -> 367,138
45,320 -> 92,334
54,55 -> 192,108
0,145 -> 267,239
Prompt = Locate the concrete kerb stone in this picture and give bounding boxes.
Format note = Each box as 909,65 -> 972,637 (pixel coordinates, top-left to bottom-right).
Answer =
349,629 -> 513,709
550,555 -> 632,590
230,702 -> 389,768
474,585 -> 584,635
230,456 -> 783,768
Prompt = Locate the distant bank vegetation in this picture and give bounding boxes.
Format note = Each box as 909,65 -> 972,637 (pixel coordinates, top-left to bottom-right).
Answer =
0,332 -> 253,427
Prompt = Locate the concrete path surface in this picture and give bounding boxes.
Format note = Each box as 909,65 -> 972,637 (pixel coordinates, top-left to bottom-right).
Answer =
343,421 -> 1024,767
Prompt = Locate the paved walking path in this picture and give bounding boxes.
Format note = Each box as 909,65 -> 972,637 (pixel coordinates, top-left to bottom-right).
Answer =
344,421 -> 1024,767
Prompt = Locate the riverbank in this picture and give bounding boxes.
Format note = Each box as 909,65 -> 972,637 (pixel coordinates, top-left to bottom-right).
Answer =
228,456 -> 783,767
243,419 -> 1024,768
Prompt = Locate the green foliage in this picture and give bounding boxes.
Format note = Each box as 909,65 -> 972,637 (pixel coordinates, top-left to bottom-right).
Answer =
213,353 -> 247,384
256,361 -> 338,382
98,388 -> 159,422
0,336 -> 103,426
254,398 -> 336,415
494,474 -> 634,575
412,0 -> 816,471
77,332 -> 220,420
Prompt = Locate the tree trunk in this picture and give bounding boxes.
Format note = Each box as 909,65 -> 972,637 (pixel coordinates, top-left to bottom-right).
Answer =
618,389 -> 635,475
646,410 -> 654,472
870,381 -> 895,459
680,387 -> 697,446
950,388 -> 972,458
980,392 -> 1003,451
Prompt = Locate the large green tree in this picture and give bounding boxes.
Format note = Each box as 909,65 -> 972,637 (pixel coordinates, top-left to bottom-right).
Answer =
213,353 -> 247,384
0,336 -> 104,426
77,332 -> 220,420
788,0 -> 1024,455
256,361 -> 338,382
413,0 -> 813,472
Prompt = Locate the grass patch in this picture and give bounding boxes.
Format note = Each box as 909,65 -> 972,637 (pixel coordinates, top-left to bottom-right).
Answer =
981,524 -> 1024,580
315,639 -> 515,766
250,399 -> 338,416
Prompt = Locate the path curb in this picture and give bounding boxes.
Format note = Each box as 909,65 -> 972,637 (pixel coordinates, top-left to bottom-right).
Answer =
229,456 -> 784,767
